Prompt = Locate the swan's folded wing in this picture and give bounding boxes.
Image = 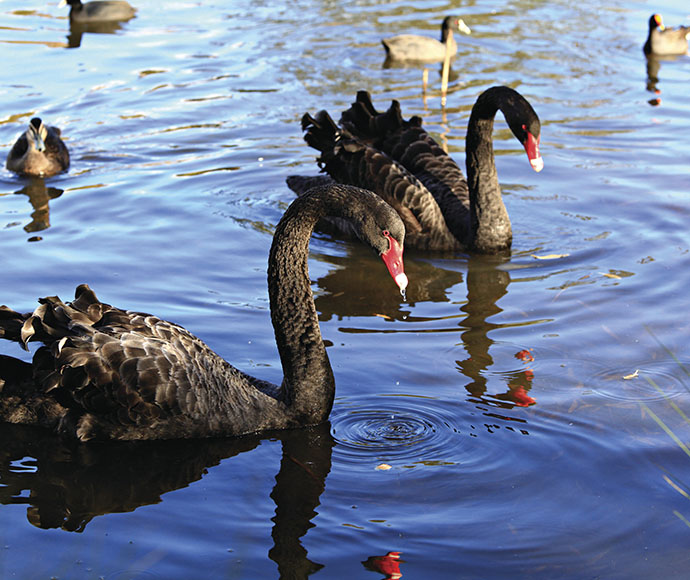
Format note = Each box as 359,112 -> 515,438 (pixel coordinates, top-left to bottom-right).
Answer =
301,112 -> 460,251
342,93 -> 471,244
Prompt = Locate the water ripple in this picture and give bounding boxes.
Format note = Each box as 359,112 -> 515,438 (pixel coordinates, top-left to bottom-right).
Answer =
591,360 -> 690,402
331,395 -> 487,470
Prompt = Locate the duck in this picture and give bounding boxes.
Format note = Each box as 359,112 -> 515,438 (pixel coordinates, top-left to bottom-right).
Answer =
58,0 -> 136,23
382,15 -> 471,63
287,86 -> 543,253
0,184 -> 408,441
6,117 -> 70,178
643,13 -> 689,56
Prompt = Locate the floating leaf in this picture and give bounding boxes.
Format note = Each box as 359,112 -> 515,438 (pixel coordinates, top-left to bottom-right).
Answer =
375,463 -> 392,471
623,369 -> 639,380
531,253 -> 570,260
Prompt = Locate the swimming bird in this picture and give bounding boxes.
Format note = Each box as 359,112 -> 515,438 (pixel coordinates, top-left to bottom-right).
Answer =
6,118 -> 70,178
58,0 -> 136,23
643,13 -> 689,56
288,86 -> 543,253
382,15 -> 471,63
0,184 -> 408,441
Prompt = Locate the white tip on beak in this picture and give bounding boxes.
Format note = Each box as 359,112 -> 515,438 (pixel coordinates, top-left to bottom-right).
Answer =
458,20 -> 472,35
395,273 -> 409,294
530,156 -> 544,173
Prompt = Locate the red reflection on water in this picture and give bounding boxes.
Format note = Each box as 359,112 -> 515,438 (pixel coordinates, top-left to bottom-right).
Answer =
362,550 -> 403,579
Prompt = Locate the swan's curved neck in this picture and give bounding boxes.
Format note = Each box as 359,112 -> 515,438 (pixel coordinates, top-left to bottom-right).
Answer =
465,90 -> 512,254
267,191 -> 338,423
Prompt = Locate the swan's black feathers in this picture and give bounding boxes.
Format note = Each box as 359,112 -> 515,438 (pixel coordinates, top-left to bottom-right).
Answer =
292,109 -> 460,251
1,284 -> 288,440
0,186 -> 407,441
291,87 -> 541,254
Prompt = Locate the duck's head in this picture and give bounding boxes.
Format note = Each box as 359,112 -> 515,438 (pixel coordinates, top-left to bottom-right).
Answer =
27,118 -> 48,153
649,14 -> 664,32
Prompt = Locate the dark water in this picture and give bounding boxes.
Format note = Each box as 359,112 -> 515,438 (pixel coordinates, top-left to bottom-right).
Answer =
1,0 -> 690,578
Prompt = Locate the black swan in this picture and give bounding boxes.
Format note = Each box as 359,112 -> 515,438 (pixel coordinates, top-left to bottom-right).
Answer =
6,118 -> 70,178
643,13 -> 689,56
382,16 -> 471,62
58,0 -> 136,23
0,184 -> 408,441
287,86 -> 543,253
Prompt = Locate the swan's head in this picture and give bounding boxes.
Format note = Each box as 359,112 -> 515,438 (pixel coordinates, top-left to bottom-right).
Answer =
522,124 -> 543,173
381,231 -> 408,294
352,189 -> 407,294
510,115 -> 542,173
491,87 -> 543,173
27,118 -> 47,153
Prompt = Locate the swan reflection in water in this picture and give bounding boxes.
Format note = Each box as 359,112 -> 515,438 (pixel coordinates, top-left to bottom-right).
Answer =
313,250 -> 537,412
2,178 -> 64,238
0,418 -> 333,577
456,254 -> 537,411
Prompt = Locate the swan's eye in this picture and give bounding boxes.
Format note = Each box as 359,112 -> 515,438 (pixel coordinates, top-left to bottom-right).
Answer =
382,230 -> 390,237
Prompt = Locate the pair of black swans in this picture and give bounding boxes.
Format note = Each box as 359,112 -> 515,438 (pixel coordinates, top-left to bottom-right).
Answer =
0,86 -> 542,441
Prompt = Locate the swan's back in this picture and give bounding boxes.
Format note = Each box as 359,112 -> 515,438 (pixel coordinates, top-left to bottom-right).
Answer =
0,284 -> 281,441
340,92 -> 471,243
291,109 -> 462,251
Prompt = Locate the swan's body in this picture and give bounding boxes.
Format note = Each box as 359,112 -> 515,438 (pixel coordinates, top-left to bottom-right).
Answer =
644,13 -> 689,56
59,0 -> 136,23
288,86 -> 542,253
382,15 -> 471,62
0,185 -> 407,441
6,118 -> 70,178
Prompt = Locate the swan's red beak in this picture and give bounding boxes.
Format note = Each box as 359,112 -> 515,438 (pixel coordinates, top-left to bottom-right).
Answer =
524,130 -> 543,173
381,234 -> 408,295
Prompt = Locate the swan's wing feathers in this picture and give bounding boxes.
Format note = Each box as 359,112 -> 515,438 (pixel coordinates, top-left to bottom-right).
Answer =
340,92 -> 406,149
2,285 -> 242,438
341,95 -> 471,244
302,110 -> 339,155
300,102 -> 461,250
393,127 -> 469,198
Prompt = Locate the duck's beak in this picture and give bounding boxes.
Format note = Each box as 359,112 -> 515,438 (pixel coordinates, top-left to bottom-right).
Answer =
381,234 -> 408,295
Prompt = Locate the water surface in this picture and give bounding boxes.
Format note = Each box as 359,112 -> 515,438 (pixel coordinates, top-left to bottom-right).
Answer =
1,0 -> 690,578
